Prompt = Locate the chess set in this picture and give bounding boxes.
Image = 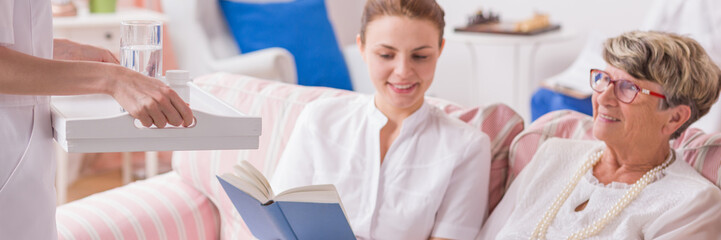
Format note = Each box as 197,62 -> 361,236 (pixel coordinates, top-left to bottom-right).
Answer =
455,10 -> 560,36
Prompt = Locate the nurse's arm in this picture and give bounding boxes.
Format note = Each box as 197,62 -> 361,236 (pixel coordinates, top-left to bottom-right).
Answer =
52,38 -> 119,63
0,46 -> 193,128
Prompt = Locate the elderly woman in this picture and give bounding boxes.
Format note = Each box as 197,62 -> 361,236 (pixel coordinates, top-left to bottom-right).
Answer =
480,31 -> 721,239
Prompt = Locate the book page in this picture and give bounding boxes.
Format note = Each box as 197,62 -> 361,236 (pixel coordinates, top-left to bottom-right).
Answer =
274,186 -> 339,203
275,184 -> 350,223
232,166 -> 262,189
276,184 -> 336,198
231,165 -> 271,200
238,161 -> 275,198
218,173 -> 270,203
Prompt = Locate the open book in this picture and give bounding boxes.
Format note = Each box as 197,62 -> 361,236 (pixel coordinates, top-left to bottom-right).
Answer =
217,161 -> 355,240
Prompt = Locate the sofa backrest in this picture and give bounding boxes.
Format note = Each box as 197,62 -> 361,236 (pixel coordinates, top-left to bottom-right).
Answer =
172,73 -> 524,239
508,110 -> 721,188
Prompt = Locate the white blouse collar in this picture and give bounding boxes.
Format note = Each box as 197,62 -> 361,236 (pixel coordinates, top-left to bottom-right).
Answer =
366,96 -> 431,132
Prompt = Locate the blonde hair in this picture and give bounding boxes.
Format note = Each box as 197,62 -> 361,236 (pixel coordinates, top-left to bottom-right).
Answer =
603,31 -> 721,139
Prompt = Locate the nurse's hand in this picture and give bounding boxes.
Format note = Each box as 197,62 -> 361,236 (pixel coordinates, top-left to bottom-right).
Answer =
53,38 -> 119,64
108,65 -> 194,128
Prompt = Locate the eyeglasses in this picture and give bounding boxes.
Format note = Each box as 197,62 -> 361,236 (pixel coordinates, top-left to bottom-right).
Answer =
589,69 -> 666,103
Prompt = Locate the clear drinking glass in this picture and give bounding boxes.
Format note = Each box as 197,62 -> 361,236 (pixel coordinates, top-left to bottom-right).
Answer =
120,20 -> 163,79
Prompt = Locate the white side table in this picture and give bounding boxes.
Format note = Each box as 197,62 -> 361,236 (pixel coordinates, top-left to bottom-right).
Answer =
52,8 -> 168,204
446,29 -> 575,122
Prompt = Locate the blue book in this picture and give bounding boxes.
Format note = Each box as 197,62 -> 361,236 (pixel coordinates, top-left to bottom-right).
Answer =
217,161 -> 356,240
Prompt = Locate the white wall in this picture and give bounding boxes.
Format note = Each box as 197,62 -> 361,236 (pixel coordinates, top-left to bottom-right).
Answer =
325,0 -> 365,47
327,0 -> 657,109
433,0 -> 657,109
440,0 -> 656,79
327,0 -> 721,132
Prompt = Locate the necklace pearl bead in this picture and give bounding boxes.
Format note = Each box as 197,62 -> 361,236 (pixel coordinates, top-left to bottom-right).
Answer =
530,149 -> 674,240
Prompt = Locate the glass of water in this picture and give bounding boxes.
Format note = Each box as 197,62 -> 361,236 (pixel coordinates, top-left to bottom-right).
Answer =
120,20 -> 163,79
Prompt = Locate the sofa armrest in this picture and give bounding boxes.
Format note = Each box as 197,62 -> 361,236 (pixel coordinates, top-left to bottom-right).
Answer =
209,47 -> 297,84
57,171 -> 219,240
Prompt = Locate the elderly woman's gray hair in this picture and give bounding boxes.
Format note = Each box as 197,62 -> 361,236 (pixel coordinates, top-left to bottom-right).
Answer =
603,31 -> 721,139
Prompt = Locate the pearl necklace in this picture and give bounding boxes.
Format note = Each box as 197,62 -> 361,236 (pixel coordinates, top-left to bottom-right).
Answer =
530,149 -> 674,240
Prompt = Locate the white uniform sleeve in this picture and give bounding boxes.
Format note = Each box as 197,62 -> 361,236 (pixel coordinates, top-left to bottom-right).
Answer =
0,0 -> 14,46
269,105 -> 317,193
431,132 -> 491,239
645,185 -> 721,239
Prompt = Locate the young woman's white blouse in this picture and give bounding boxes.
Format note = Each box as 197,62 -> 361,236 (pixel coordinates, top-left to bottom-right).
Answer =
479,138 -> 721,240
271,95 -> 491,240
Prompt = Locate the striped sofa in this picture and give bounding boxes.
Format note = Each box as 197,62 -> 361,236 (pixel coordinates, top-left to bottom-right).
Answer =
509,110 -> 721,188
56,73 -> 721,239
56,72 -> 525,239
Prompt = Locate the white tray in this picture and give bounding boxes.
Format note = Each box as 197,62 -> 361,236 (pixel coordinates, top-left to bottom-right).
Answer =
51,83 -> 261,153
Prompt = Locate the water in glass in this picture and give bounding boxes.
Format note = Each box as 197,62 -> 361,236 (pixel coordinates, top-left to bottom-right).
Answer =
121,44 -> 163,79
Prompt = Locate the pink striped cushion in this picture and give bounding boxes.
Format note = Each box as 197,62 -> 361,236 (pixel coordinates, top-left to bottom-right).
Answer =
509,110 -> 721,189
428,98 -> 525,212
671,128 -> 721,187
173,73 -> 523,239
57,171 -> 219,240
508,110 -> 594,184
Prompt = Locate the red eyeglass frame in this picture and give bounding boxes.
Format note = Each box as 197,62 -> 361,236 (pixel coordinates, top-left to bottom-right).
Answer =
590,69 -> 666,103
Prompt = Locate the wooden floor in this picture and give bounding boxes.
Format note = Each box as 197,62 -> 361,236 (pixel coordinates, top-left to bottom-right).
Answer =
63,169 -> 124,204
59,152 -> 173,205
